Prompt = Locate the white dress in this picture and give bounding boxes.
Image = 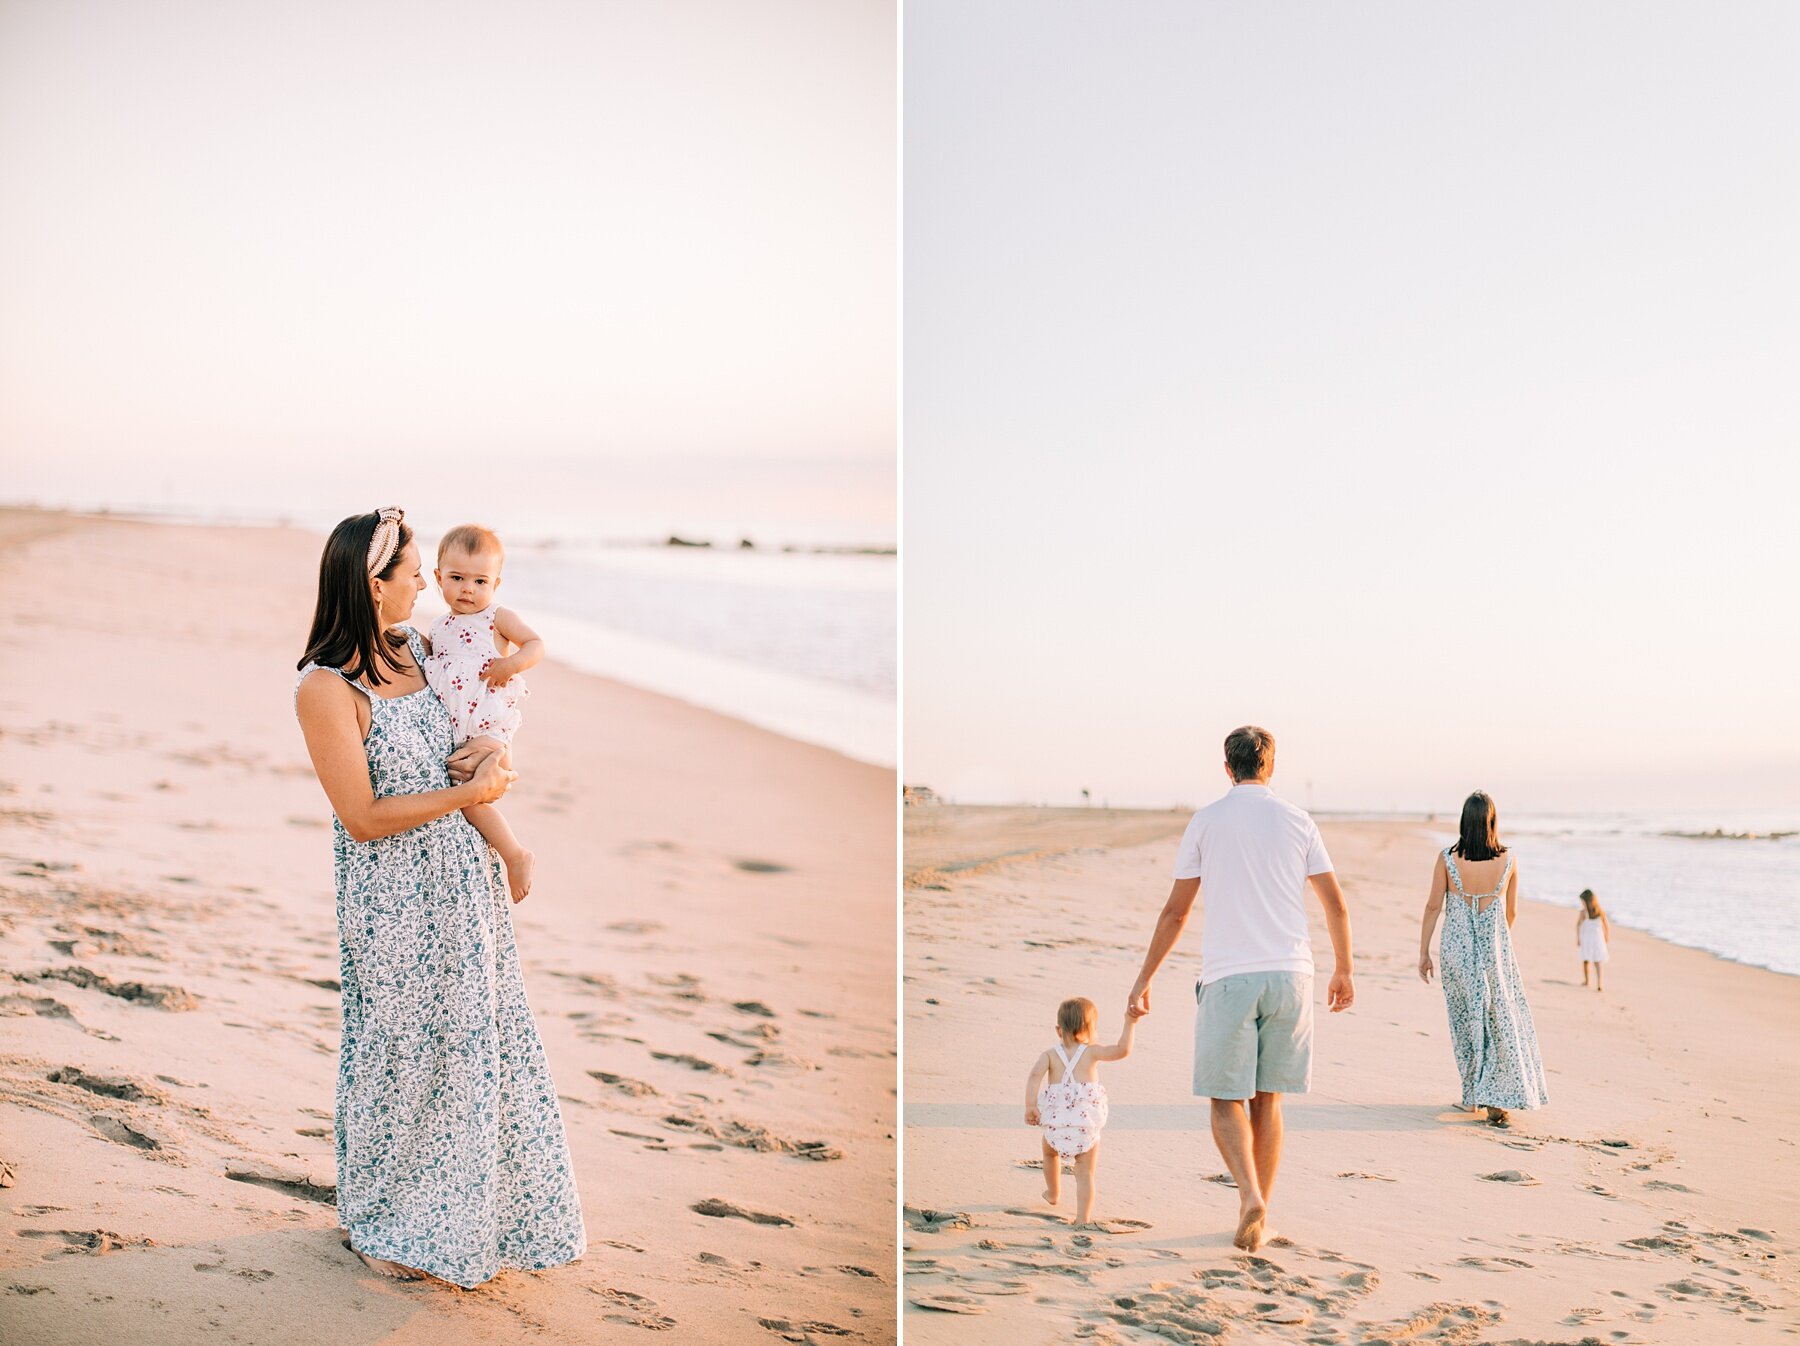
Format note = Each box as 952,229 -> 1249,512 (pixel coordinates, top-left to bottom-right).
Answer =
1578,915 -> 1609,962
424,606 -> 528,745
1039,1042 -> 1108,1158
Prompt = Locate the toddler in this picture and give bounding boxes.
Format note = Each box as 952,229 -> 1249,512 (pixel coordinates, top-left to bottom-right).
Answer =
1576,888 -> 1611,991
423,524 -> 544,902
1023,996 -> 1135,1224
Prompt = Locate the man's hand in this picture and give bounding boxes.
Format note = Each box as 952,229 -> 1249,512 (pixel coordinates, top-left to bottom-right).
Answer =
1327,969 -> 1355,1012
1024,1106 -> 1040,1127
480,656 -> 517,687
1418,953 -> 1434,984
1127,977 -> 1152,1020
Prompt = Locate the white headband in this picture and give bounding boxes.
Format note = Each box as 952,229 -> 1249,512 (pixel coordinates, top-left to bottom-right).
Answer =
366,506 -> 405,576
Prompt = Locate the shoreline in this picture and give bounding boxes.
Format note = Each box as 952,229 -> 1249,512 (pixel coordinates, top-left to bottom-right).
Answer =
903,806 -> 1800,1342
904,802 -> 1800,981
0,511 -> 897,1344
2,504 -> 895,769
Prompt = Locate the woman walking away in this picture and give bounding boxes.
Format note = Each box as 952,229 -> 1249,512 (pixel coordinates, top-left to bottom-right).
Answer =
1577,889 -> 1611,991
1417,791 -> 1548,1127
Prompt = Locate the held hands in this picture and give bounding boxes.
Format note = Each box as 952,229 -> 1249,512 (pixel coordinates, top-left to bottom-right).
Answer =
1327,969 -> 1355,1012
1418,953 -> 1434,984
1126,977 -> 1153,1020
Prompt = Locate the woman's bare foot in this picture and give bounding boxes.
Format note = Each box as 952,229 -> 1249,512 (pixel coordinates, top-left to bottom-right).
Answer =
504,849 -> 535,903
1233,1202 -> 1268,1251
1485,1106 -> 1511,1127
342,1235 -> 425,1281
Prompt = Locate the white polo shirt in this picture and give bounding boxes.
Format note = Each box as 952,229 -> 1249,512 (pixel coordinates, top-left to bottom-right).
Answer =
1172,783 -> 1333,986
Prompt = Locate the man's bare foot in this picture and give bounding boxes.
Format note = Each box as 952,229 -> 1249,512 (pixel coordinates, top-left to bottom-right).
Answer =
505,850 -> 535,904
1233,1203 -> 1267,1251
342,1235 -> 425,1281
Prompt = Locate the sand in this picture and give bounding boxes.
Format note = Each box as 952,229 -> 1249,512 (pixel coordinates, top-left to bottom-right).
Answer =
903,804 -> 1800,1343
0,510 -> 896,1344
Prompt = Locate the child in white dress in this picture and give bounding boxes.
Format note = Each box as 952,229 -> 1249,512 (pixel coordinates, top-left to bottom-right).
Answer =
1576,888 -> 1611,991
1023,996 -> 1135,1224
423,524 -> 544,903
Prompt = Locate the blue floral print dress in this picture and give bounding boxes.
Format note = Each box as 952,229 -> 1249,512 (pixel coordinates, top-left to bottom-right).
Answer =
297,627 -> 585,1286
1439,849 -> 1549,1112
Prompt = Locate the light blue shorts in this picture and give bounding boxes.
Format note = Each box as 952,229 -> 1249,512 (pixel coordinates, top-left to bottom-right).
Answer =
1192,971 -> 1314,1100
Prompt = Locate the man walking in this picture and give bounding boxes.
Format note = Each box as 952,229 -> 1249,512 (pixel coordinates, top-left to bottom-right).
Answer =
1127,726 -> 1354,1251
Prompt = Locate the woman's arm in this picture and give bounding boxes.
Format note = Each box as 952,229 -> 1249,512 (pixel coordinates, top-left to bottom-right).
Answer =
1600,912 -> 1611,940
297,671 -> 514,842
1023,1052 -> 1049,1124
1091,1011 -> 1138,1061
1505,862 -> 1520,929
483,607 -> 545,685
1418,853 -> 1446,982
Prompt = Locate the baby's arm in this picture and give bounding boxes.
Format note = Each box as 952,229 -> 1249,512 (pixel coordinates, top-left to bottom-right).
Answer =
1024,1051 -> 1049,1125
1090,1010 -> 1138,1062
482,606 -> 545,686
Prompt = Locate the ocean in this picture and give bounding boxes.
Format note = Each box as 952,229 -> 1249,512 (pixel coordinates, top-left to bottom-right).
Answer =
7,455 -> 896,766
1418,811 -> 1800,978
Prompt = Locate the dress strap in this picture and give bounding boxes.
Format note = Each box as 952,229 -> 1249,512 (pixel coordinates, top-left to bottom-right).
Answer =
1444,848 -> 1467,896
1058,1043 -> 1086,1081
294,662 -> 370,710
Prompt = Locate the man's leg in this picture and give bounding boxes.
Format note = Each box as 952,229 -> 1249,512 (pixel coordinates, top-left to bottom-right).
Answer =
1248,1091 -> 1284,1206
1209,1098 -> 1266,1249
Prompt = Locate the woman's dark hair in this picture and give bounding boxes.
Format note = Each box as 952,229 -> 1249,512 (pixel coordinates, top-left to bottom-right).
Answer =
1451,790 -> 1508,861
298,511 -> 414,686
1579,889 -> 1605,918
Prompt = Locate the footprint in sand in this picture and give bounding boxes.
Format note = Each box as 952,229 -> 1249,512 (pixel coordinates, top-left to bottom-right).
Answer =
46,1067 -> 160,1103
691,1198 -> 796,1227
905,1207 -> 972,1234
1477,1169 -> 1540,1186
1335,1171 -> 1398,1182
1357,1300 -> 1500,1342
758,1318 -> 852,1338
223,1160 -> 335,1205
89,1113 -> 167,1152
659,1113 -> 842,1161
593,1287 -> 677,1330
20,1229 -> 155,1256
589,1070 -> 660,1098
1454,1255 -> 1534,1272
908,1295 -> 988,1315
650,1051 -> 730,1075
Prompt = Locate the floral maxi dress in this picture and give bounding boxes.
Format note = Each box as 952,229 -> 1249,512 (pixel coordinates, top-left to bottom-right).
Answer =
1438,849 -> 1549,1112
297,627 -> 585,1286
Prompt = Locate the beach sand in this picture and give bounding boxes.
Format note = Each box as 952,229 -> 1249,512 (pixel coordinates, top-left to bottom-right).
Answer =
904,805 -> 1800,1343
0,510 -> 896,1344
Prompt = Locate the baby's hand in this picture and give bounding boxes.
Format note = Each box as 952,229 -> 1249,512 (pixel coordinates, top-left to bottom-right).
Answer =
480,656 -> 516,687
1024,1106 -> 1040,1127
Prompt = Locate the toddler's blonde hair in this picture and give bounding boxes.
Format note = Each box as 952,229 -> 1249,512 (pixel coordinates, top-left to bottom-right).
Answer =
1056,997 -> 1098,1041
438,523 -> 505,566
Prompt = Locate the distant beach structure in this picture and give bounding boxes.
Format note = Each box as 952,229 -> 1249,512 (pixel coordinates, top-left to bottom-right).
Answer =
904,784 -> 941,806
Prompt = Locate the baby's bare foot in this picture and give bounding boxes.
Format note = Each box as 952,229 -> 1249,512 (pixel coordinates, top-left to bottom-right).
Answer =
1042,1185 -> 1060,1206
506,850 -> 535,904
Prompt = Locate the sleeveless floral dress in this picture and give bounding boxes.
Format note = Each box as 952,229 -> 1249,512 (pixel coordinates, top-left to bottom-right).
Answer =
1438,849 -> 1549,1112
296,627 -> 585,1286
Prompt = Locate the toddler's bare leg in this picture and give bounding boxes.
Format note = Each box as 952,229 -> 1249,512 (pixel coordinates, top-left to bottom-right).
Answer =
1040,1139 -> 1061,1206
1074,1147 -> 1098,1225
1581,960 -> 1590,985
461,741 -> 533,902
1594,964 -> 1603,992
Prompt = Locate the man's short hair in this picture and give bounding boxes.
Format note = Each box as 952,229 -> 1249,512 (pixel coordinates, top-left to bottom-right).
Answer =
437,523 -> 504,565
1224,725 -> 1275,781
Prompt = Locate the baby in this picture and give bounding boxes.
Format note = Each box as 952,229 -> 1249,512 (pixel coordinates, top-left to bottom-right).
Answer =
423,524 -> 544,903
1024,996 -> 1135,1224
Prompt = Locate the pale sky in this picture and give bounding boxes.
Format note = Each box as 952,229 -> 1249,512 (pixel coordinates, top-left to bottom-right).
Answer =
905,2 -> 1800,814
0,0 -> 895,497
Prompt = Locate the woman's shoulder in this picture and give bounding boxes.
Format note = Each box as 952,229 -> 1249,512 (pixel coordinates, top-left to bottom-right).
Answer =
295,663 -> 366,714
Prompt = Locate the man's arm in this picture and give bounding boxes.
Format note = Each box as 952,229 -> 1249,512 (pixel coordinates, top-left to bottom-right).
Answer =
1127,877 -> 1201,1019
1308,870 -> 1355,1012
